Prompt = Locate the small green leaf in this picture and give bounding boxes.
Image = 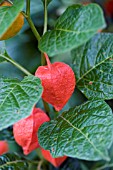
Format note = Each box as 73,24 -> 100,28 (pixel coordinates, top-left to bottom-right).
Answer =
0,0 -> 24,39
39,4 -> 106,56
0,75 -> 43,130
41,0 -> 52,6
72,33 -> 113,100
38,100 -> 113,161
0,153 -> 28,170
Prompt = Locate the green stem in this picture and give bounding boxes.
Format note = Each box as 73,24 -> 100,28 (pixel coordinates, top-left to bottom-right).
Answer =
41,53 -> 50,114
26,17 -> 41,42
43,0 -> 48,35
41,52 -> 46,66
41,1 -> 50,114
1,55 -> 32,76
24,0 -> 50,114
41,0 -> 48,65
26,0 -> 30,17
22,1 -> 41,42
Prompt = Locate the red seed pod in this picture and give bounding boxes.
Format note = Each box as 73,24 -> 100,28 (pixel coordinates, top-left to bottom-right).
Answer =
0,141 -> 9,155
35,53 -> 76,111
13,108 -> 50,155
41,148 -> 67,167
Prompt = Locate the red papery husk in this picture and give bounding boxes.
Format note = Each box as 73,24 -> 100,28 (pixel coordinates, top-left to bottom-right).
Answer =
0,141 -> 9,155
13,108 -> 50,155
35,53 -> 76,111
41,148 -> 67,167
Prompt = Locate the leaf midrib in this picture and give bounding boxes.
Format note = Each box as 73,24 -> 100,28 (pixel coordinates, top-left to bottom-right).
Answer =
60,115 -> 109,161
55,28 -> 96,34
77,54 -> 113,83
0,160 -> 27,168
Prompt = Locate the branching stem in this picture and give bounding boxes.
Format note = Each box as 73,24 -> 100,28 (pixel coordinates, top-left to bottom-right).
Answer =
1,55 -> 31,76
41,1 -> 51,114
22,0 -> 41,42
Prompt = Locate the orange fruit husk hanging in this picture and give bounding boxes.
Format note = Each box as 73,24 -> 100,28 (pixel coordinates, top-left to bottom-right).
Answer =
13,108 -> 50,155
35,53 -> 76,111
0,1 -> 24,40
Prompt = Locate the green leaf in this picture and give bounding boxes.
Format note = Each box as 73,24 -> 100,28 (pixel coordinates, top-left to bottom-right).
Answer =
41,0 -> 52,6
72,33 -> 113,100
0,75 -> 43,130
38,3 -> 106,56
0,153 -> 28,170
0,0 -> 24,39
38,100 -> 113,161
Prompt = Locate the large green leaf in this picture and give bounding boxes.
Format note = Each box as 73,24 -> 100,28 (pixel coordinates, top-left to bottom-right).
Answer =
72,33 -> 113,100
38,100 -> 113,161
0,75 -> 43,130
38,3 -> 106,56
0,0 -> 24,39
0,153 -> 28,170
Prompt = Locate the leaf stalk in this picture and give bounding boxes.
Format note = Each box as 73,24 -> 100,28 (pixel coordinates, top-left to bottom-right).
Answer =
1,54 -> 32,76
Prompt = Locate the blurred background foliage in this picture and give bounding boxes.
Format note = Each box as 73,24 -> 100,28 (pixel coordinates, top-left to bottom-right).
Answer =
0,0 -> 113,169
